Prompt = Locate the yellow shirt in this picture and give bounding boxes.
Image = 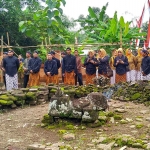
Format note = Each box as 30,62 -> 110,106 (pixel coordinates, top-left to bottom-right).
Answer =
109,56 -> 115,70
127,55 -> 136,70
135,56 -> 143,71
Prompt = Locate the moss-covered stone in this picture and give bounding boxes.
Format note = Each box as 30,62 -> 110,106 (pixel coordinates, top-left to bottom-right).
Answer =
20,88 -> 29,92
0,100 -> 14,105
0,95 -> 9,100
114,114 -> 123,120
15,100 -> 25,106
87,120 -> 104,128
58,130 -> 67,134
50,89 -> 57,93
65,124 -> 75,130
47,125 -> 56,129
136,123 -> 144,129
41,114 -> 54,125
132,143 -> 143,148
9,95 -> 17,101
106,111 -> 114,117
13,94 -> 26,100
131,93 -> 141,100
120,119 -> 128,124
26,92 -> 36,101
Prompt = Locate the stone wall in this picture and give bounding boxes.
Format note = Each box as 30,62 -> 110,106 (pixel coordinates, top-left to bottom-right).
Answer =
0,87 -> 49,109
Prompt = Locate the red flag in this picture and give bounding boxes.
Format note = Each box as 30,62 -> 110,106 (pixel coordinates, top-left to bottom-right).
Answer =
144,0 -> 150,48
136,3 -> 145,47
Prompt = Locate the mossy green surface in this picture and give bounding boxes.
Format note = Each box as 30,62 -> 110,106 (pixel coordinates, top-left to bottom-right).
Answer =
131,93 -> 141,100
58,130 -> 67,134
9,95 -> 17,101
106,111 -> 114,117
41,114 -> 54,124
114,114 -> 123,120
87,120 -> 105,128
0,95 -> 9,100
136,123 -> 144,129
0,100 -> 14,105
26,92 -> 36,100
50,89 -> 57,93
65,124 -> 75,130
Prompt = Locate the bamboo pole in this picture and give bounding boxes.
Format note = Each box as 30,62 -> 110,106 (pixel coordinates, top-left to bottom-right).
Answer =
48,36 -> 50,45
0,36 -> 3,83
0,43 -> 121,49
1,36 -> 3,56
7,32 -> 10,46
120,27 -> 123,48
45,37 -> 47,46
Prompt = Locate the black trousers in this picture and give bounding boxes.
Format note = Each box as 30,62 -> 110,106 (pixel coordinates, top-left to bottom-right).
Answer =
75,73 -> 83,86
62,76 -> 64,83
3,75 -> 6,88
24,74 -> 29,88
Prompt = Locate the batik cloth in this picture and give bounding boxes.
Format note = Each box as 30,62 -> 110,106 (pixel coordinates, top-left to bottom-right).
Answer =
126,70 -> 136,82
141,74 -> 150,81
64,71 -> 75,85
6,74 -> 18,91
115,73 -> 126,84
136,70 -> 142,81
28,72 -> 40,87
46,74 -> 59,85
110,70 -> 116,85
98,73 -> 108,78
85,74 -> 96,85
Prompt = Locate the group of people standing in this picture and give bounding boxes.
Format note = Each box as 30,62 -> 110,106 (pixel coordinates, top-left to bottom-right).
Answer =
0,48 -> 83,91
106,48 -> 150,84
0,47 -> 150,91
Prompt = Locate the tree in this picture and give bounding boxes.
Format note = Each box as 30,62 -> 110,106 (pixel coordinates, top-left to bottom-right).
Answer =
0,0 -> 42,47
77,6 -> 109,28
19,0 -> 70,45
61,15 -> 76,29
77,3 -> 146,51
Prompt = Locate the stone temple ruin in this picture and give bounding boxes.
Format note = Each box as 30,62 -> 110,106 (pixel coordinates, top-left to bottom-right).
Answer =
49,87 -> 108,122
0,76 -> 150,123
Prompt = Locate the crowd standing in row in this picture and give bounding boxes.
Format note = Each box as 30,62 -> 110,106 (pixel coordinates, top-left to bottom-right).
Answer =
0,47 -> 150,91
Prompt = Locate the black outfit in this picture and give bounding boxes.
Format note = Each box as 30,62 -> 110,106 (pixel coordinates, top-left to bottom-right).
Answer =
84,57 -> 98,75
62,54 -> 76,74
28,57 -> 42,73
53,57 -> 60,71
24,75 -> 29,88
98,56 -> 110,74
75,73 -> 83,86
61,58 -> 64,82
23,57 -> 31,88
114,55 -> 129,75
3,56 -> 19,77
44,59 -> 58,75
141,56 -> 150,75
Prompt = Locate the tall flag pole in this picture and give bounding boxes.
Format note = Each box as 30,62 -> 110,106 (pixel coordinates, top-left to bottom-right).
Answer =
136,3 -> 146,48
144,0 -> 150,48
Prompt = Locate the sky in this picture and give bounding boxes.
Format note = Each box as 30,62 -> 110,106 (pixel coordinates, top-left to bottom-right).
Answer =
62,0 -> 149,26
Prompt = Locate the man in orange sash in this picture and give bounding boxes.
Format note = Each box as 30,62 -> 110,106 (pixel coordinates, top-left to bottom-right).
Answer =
62,47 -> 76,85
44,53 -> 58,85
50,51 -> 60,84
28,50 -> 42,87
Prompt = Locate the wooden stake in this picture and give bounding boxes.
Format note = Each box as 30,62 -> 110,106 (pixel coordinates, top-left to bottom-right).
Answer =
7,32 -> 10,46
1,36 -> 3,56
45,37 -> 47,46
48,36 -> 50,45
0,36 -> 3,83
120,27 -> 123,48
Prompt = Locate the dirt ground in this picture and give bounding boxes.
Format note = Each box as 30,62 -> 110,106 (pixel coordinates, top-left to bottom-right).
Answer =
0,100 -> 150,150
